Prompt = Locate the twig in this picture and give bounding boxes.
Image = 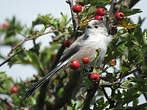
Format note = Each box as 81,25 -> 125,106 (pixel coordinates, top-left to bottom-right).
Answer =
36,42 -> 67,109
118,0 -> 140,9
0,96 -> 14,107
66,0 -> 79,38
106,0 -> 116,32
8,30 -> 58,57
82,83 -> 99,110
53,70 -> 81,109
101,87 -> 114,107
0,49 -> 24,67
119,66 -> 139,79
116,102 -> 147,110
100,80 -> 121,87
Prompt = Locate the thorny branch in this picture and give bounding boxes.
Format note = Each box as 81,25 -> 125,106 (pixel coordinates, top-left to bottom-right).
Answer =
0,48 -> 24,67
66,0 -> 79,38
32,0 -> 80,109
8,30 -> 58,57
36,43 -> 67,110
101,87 -> 114,108
127,103 -> 147,110
82,83 -> 99,110
118,102 -> 147,110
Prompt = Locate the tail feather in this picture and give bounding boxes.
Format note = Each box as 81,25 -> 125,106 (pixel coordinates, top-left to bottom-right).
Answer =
25,62 -> 66,99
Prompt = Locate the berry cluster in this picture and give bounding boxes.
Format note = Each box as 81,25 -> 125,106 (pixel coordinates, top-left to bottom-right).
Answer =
72,5 -> 82,13
94,8 -> 106,21
69,57 -> 90,70
72,5 -> 125,22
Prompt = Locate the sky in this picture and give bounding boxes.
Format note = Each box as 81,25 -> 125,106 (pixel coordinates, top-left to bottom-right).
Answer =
0,0 -> 146,105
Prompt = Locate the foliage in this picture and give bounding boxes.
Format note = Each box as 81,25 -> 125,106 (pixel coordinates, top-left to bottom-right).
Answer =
0,0 -> 146,110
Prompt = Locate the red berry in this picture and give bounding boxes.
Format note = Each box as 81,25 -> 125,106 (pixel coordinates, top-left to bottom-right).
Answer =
109,59 -> 116,66
72,5 -> 82,13
96,8 -> 105,16
90,73 -> 100,82
82,57 -> 90,64
2,22 -> 9,29
115,12 -> 125,21
64,40 -> 72,47
70,60 -> 80,70
11,86 -> 18,93
94,15 -> 103,21
6,105 -> 11,110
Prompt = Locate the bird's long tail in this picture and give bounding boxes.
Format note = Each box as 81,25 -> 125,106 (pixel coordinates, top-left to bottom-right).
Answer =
25,61 -> 67,99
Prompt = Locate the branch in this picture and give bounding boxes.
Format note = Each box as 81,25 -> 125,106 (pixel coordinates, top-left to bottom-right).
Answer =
115,102 -> 147,110
106,0 -> 117,33
82,83 -> 99,110
0,48 -> 24,67
119,0 -> 140,8
119,65 -> 139,79
126,102 -> 147,110
53,70 -> 81,109
66,0 -> 79,37
0,96 -> 14,107
101,87 -> 115,109
106,0 -> 140,34
8,30 -> 58,57
36,43 -> 67,110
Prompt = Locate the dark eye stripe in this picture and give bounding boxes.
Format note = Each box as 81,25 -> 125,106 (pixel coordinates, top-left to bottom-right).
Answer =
87,26 -> 92,29
94,26 -> 98,28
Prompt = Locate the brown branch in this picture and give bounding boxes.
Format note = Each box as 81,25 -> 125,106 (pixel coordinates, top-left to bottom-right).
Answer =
101,87 -> 115,108
106,0 -> 117,33
100,81 -> 121,87
119,0 -> 140,8
0,48 -> 24,67
119,66 -> 139,79
82,83 -> 99,110
8,30 -> 58,57
36,43 -> 67,110
52,70 -> 81,110
126,102 -> 147,110
0,97 -> 14,107
116,102 -> 147,110
66,0 -> 79,38
106,0 -> 140,34
35,1 -> 80,109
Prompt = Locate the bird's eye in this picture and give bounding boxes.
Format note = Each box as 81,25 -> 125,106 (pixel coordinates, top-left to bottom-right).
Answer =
94,26 -> 98,28
87,26 -> 91,29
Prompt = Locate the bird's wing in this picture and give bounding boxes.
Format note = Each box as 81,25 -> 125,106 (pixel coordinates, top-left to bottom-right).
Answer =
25,35 -> 85,98
58,34 -> 85,63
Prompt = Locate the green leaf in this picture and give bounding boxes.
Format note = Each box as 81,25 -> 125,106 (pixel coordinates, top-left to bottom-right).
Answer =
85,0 -> 110,7
121,8 -> 142,16
0,72 -> 5,77
25,51 -> 43,69
133,98 -> 139,106
57,88 -> 64,96
71,99 -> 76,107
88,6 -> 97,14
143,31 -> 147,45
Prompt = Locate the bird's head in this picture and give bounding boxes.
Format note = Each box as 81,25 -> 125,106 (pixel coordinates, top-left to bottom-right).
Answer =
85,20 -> 108,35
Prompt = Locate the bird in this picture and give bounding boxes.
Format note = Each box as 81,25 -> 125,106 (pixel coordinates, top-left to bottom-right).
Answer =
25,20 -> 112,98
